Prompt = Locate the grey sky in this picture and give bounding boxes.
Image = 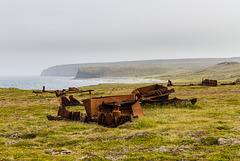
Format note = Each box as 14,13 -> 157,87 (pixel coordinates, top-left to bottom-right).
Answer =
1,0 -> 240,75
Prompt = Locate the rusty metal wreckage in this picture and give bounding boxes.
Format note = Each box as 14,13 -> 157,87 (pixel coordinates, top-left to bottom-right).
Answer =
167,79 -> 240,87
45,78 -> 240,127
47,84 -> 198,127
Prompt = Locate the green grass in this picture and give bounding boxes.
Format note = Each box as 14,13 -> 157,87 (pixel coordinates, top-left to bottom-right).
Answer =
1,83 -> 240,160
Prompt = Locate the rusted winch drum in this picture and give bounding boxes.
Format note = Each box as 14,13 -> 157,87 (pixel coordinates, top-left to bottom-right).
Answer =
113,110 -> 121,126
112,110 -> 121,117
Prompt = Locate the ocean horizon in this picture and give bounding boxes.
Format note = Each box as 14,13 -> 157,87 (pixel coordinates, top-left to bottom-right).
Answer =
0,76 -> 165,90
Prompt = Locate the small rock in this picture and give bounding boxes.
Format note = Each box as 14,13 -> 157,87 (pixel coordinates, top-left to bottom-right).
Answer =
233,128 -> 240,132
45,149 -> 54,152
204,150 -> 212,153
10,133 -> 23,139
194,138 -> 204,143
52,152 -> 60,155
232,141 -> 240,145
5,141 -> 21,145
218,138 -> 239,145
105,156 -> 117,160
178,147 -> 192,151
79,156 -> 91,160
123,148 -> 130,152
71,132 -> 82,135
61,151 -> 72,155
125,132 -> 149,140
148,146 -> 169,153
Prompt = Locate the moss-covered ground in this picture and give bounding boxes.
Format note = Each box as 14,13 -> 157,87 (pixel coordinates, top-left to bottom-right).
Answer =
0,83 -> 240,160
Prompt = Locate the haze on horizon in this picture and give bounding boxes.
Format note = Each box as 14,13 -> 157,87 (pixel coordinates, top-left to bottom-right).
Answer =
1,0 -> 240,76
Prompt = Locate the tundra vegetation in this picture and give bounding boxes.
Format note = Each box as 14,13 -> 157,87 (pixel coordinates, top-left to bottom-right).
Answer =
0,81 -> 240,160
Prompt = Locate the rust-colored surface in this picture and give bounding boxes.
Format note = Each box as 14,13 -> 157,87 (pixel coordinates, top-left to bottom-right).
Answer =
167,80 -> 173,86
47,115 -> 63,121
140,88 -> 175,100
82,94 -> 138,120
68,87 -> 79,92
221,82 -> 236,86
55,106 -> 86,122
82,94 -> 142,127
55,88 -> 94,97
142,97 -> 197,105
131,101 -> 143,117
133,84 -> 197,106
166,79 -> 220,87
132,84 -> 175,102
47,94 -> 83,121
59,95 -> 81,107
132,84 -> 168,96
202,79 -> 217,86
33,86 -> 54,94
47,84 -> 198,127
55,90 -> 65,97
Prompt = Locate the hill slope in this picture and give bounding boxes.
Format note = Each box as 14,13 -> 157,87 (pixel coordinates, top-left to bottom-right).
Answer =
152,61 -> 240,81
41,57 -> 240,78
193,62 -> 240,80
75,65 -> 175,78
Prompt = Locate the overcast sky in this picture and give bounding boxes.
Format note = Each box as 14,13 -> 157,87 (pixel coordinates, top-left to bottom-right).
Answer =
1,0 -> 240,75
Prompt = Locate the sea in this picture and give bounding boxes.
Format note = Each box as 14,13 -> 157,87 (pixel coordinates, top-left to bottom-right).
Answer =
0,76 -> 165,90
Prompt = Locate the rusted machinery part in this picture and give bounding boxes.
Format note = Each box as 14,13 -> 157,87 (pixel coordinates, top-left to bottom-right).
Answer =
100,100 -> 143,118
97,112 -> 132,128
113,110 -> 121,116
82,94 -> 142,121
167,79 -> 220,87
47,115 -> 63,121
221,82 -> 236,86
32,91 -> 42,94
141,88 -> 175,99
55,90 -> 65,97
167,80 -> 173,86
97,113 -> 106,126
33,91 -> 54,94
68,87 -> 79,92
113,115 -> 131,127
141,97 -> 197,105
56,106 -> 87,122
133,84 -> 168,95
201,79 -> 218,87
101,100 -> 137,108
55,89 -> 94,98
169,98 -> 197,105
59,95 -> 81,107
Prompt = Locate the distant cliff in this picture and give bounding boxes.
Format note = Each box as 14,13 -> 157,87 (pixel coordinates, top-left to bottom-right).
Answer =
41,64 -> 83,77
75,66 -> 172,78
41,57 -> 240,77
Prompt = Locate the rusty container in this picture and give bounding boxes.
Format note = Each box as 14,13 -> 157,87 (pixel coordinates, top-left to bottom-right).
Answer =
202,79 -> 218,86
82,94 -> 143,121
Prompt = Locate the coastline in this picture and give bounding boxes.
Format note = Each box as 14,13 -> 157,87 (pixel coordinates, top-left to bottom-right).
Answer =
0,75 -> 166,90
72,77 -> 166,84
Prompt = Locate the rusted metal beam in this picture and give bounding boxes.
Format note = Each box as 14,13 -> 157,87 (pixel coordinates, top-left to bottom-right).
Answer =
141,97 -> 197,105
221,82 -> 236,86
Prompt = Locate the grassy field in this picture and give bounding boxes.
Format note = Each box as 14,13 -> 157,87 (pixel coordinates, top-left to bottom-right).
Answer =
1,82 -> 240,160
150,62 -> 240,82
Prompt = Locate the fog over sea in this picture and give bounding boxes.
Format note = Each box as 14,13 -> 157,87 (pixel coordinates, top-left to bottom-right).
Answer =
0,76 -> 165,90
